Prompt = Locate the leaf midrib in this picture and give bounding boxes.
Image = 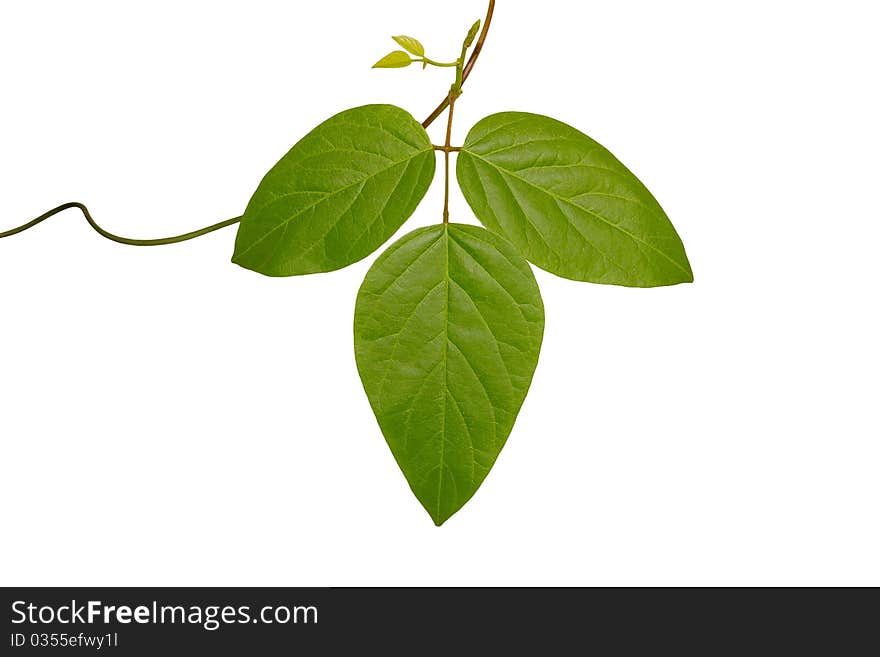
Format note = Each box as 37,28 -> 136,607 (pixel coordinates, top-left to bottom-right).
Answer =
436,225 -> 450,525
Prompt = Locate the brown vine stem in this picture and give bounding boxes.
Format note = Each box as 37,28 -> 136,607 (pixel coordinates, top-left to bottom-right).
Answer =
442,92 -> 459,224
423,0 -> 496,130
0,0 -> 497,245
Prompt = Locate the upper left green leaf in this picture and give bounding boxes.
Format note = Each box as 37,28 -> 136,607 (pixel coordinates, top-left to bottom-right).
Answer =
232,104 -> 436,276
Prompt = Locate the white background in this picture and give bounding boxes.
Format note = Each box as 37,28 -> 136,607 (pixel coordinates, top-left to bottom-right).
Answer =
1,1 -> 878,586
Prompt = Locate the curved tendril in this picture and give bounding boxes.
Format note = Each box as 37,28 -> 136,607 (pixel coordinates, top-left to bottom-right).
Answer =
0,202 -> 241,246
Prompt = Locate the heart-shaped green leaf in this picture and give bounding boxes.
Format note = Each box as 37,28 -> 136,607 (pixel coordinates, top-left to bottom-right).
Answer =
355,224 -> 544,525
232,105 -> 435,276
457,112 -> 693,287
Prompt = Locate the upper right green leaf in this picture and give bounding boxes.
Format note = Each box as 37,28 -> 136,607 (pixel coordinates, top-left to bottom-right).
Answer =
457,112 -> 693,287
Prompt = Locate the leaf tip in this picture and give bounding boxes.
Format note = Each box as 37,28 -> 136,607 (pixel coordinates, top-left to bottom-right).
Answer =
677,258 -> 695,285
431,510 -> 451,527
659,268 -> 695,287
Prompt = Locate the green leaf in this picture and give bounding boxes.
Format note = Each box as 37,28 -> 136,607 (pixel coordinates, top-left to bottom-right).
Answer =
457,112 -> 694,287
232,105 -> 435,276
372,51 -> 413,68
354,224 -> 544,525
392,36 -> 425,57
